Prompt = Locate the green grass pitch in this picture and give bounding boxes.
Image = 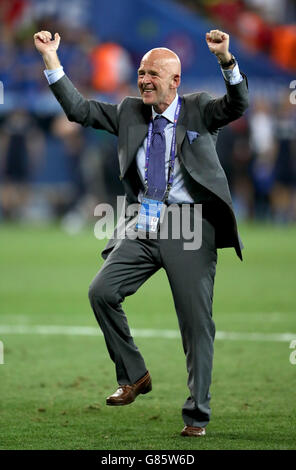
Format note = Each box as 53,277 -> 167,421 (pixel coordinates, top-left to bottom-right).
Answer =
0,222 -> 295,450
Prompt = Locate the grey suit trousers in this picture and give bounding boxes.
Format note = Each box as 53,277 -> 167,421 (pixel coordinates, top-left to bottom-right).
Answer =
88,207 -> 217,427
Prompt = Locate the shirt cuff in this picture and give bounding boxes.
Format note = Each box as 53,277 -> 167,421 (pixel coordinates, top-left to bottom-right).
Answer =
221,62 -> 243,85
44,66 -> 65,85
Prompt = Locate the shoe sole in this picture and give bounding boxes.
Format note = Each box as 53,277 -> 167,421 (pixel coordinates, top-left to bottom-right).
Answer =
181,430 -> 206,437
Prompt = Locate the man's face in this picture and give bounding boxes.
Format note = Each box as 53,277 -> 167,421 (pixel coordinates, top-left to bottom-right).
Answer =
137,53 -> 179,111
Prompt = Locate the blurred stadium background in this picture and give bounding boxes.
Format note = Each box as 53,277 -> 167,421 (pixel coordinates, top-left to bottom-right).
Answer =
0,0 -> 296,451
1,0 -> 296,224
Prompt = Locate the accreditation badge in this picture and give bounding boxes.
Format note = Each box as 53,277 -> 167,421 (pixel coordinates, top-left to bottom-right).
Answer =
136,197 -> 166,233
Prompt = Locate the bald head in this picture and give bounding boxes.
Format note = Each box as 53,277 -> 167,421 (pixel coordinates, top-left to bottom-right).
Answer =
138,47 -> 181,113
141,48 -> 181,76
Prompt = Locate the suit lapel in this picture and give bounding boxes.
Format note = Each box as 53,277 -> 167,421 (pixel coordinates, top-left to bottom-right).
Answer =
176,98 -> 187,155
123,124 -> 148,176
176,125 -> 187,154
120,103 -> 151,177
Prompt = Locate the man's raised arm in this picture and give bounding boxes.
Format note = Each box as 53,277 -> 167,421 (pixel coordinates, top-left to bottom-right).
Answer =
33,31 -> 120,134
200,29 -> 249,131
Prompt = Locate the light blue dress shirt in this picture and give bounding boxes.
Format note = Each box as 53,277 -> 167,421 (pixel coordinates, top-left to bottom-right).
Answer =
44,63 -> 243,203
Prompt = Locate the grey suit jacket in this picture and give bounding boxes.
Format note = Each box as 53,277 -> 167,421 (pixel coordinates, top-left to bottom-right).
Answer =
50,74 -> 249,260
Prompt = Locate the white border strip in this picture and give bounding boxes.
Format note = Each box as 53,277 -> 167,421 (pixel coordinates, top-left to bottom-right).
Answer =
0,325 -> 295,342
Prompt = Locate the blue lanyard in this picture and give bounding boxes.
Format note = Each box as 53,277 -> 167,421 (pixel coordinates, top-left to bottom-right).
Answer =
144,96 -> 182,201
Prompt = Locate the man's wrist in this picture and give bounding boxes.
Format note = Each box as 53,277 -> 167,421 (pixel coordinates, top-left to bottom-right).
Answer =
42,52 -> 61,70
216,51 -> 232,62
44,66 -> 64,85
221,62 -> 243,85
217,53 -> 235,70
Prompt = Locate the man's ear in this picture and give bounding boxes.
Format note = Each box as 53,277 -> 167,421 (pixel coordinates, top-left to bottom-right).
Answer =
171,74 -> 181,89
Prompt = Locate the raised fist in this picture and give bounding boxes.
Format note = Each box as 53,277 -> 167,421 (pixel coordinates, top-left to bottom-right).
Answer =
34,31 -> 61,55
205,30 -> 231,61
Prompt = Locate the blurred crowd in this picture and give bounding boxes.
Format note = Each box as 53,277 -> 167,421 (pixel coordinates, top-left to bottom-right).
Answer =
217,92 -> 296,222
0,0 -> 132,229
0,0 -> 134,103
0,0 -> 296,228
181,0 -> 296,72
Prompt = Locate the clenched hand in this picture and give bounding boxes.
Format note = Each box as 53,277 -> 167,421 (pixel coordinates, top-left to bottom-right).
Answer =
205,30 -> 232,63
33,31 -> 61,69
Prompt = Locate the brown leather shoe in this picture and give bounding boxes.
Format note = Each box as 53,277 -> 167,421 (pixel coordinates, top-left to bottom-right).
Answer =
106,371 -> 152,406
181,425 -> 206,437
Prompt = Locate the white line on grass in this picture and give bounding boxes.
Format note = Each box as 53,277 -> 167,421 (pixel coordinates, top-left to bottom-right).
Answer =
0,325 -> 295,342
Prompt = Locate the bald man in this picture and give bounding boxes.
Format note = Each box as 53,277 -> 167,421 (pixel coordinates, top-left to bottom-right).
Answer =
138,48 -> 181,113
34,29 -> 248,437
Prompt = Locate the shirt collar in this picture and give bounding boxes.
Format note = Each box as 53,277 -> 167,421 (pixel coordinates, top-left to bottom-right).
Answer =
152,93 -> 179,123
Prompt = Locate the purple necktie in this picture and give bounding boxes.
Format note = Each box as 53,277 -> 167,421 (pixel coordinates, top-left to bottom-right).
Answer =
147,115 -> 168,199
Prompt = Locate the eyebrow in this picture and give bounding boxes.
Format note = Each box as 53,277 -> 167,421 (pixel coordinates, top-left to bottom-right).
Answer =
137,68 -> 160,76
